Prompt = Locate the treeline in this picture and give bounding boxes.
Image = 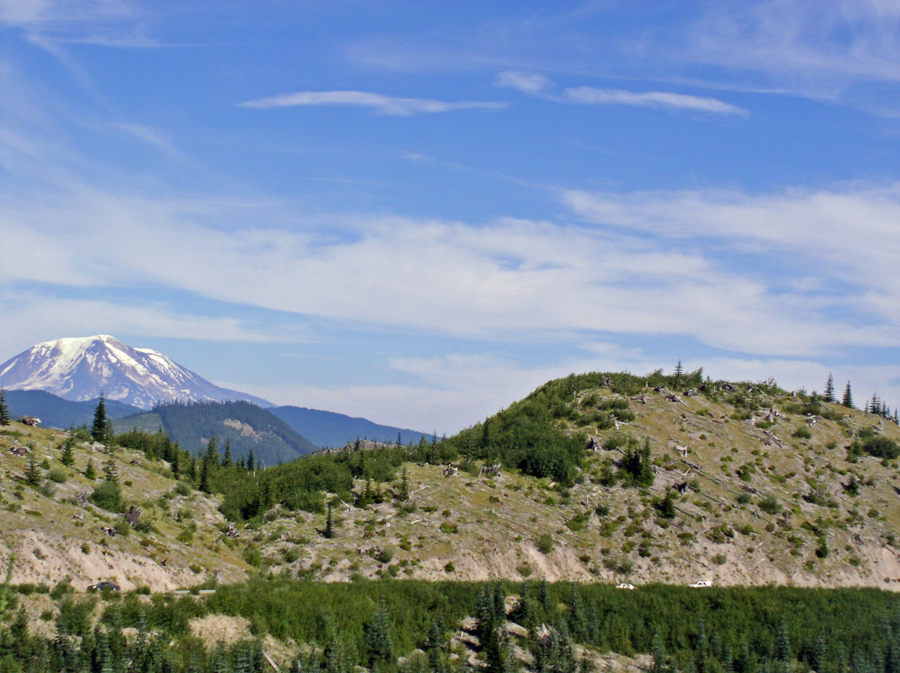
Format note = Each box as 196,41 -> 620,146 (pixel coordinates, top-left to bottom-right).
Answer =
149,400 -> 318,463
3,579 -> 900,673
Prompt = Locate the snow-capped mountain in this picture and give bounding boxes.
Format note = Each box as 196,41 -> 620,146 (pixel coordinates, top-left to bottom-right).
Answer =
0,335 -> 271,410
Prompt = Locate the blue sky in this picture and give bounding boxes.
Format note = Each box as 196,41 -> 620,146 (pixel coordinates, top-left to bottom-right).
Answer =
2,0 -> 899,433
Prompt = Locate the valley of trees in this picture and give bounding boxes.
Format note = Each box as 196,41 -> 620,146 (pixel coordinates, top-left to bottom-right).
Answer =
3,573 -> 900,673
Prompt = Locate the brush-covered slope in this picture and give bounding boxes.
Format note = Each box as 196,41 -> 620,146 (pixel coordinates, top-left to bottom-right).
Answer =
0,421 -> 250,591
270,405 -> 429,449
4,389 -> 141,429
115,400 -> 318,463
233,370 -> 900,589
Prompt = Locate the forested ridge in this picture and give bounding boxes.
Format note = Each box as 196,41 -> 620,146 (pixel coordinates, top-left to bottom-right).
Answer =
116,400 -> 318,466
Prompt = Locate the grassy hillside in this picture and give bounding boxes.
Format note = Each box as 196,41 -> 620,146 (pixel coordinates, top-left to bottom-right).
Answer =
217,370 -> 900,589
0,420 -> 250,593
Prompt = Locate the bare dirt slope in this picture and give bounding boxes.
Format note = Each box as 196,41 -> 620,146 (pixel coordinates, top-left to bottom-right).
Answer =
0,423 -> 248,591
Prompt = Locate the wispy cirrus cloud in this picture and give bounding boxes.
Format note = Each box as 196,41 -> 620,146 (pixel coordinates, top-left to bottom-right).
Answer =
239,90 -> 506,116
495,70 -> 748,117
4,167 -> 899,360
113,122 -> 184,159
493,71 -> 553,95
563,86 -> 749,116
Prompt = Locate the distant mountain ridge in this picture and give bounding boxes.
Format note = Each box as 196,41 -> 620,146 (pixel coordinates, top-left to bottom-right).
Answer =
0,334 -> 431,453
115,400 -> 318,464
0,335 -> 272,409
269,406 -> 429,448
4,390 -> 141,429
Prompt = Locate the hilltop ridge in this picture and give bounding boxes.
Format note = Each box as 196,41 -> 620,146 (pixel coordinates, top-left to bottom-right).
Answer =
2,368 -> 900,594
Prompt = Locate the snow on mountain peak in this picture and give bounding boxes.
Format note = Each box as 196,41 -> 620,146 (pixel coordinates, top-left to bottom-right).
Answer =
0,335 -> 270,410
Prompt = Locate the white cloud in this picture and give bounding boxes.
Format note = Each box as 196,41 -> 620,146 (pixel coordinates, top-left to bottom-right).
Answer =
0,292 -> 279,362
683,1 -> 900,85
563,86 -> 749,116
0,0 -> 156,47
492,70 -> 748,117
113,123 -> 180,156
563,185 -> 900,307
225,352 -> 900,434
494,71 -> 554,95
238,90 -> 506,116
3,178 -> 900,361
221,352 -> 653,433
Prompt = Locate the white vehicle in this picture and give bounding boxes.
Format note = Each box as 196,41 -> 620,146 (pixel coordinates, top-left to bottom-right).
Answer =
689,580 -> 712,588
616,583 -> 635,590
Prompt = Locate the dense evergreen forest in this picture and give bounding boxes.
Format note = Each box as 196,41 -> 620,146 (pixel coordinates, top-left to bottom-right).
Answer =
3,575 -> 900,673
115,400 -> 318,466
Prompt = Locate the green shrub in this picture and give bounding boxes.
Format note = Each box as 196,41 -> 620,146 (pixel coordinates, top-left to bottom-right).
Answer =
243,545 -> 263,567
90,481 -> 123,513
861,436 -> 900,459
759,494 -> 782,515
48,468 -> 68,484
793,426 -> 813,440
536,533 -> 554,554
113,519 -> 131,537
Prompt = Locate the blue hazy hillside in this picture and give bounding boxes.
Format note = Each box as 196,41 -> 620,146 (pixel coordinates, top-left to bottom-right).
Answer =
270,406 -> 429,449
4,390 -> 141,429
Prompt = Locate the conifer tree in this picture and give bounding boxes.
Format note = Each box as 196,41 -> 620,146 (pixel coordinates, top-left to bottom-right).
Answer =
824,375 -> 835,403
842,382 -> 854,409
324,631 -> 355,673
323,502 -> 335,539
25,452 -> 41,486
0,389 -> 9,426
60,434 -> 75,468
651,633 -> 667,673
776,620 -> 791,662
85,457 -> 96,480
199,459 -> 210,493
567,588 -> 585,642
247,450 -> 255,472
204,434 -> 219,465
674,360 -> 684,386
103,458 -> 119,486
223,437 -> 232,467
657,488 -> 677,519
170,450 -> 180,479
91,395 -> 108,443
396,466 -> 410,502
365,601 -> 395,668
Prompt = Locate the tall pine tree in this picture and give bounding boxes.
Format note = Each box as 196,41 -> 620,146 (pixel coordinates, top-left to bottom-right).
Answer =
824,375 -> 835,403
842,382 -> 854,409
91,394 -> 108,443
0,389 -> 9,426
365,601 -> 395,669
